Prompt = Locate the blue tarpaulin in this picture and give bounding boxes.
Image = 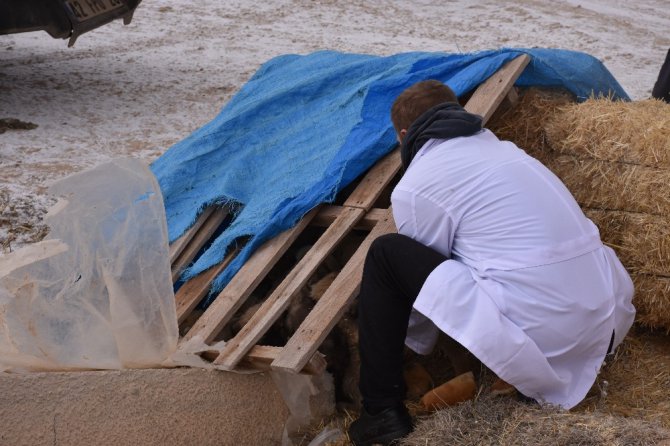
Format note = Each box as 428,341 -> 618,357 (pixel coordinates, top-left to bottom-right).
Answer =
151,48 -> 628,299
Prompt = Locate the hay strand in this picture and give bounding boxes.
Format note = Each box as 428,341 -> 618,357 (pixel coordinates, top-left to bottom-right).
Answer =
630,274 -> 670,332
488,88 -> 574,159
585,208 -> 670,276
545,98 -> 670,167
546,155 -> 670,216
596,330 -> 670,428
401,393 -> 670,446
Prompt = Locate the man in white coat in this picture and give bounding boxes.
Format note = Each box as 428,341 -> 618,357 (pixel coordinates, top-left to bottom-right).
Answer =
348,80 -> 636,446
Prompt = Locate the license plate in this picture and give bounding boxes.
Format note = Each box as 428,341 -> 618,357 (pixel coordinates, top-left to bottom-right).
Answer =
64,0 -> 125,22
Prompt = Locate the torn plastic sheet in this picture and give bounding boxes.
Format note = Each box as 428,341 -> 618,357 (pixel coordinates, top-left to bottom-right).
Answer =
307,427 -> 345,446
0,157 -> 336,445
0,158 -> 178,372
271,369 -> 336,446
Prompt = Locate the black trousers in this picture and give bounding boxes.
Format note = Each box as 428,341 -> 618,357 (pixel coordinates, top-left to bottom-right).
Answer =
357,233 -> 473,410
652,48 -> 670,103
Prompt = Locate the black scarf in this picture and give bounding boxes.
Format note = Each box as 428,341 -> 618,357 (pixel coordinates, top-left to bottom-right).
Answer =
400,102 -> 483,170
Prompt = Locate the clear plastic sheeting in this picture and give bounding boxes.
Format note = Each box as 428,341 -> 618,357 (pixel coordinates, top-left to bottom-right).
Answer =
307,427 -> 345,446
271,369 -> 335,446
0,158 -> 178,372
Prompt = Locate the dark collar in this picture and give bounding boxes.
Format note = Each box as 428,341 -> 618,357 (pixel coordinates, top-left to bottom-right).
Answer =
400,102 -> 483,170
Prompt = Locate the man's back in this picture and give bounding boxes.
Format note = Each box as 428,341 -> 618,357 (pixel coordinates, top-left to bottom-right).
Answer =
392,129 -> 601,270
393,129 -> 634,409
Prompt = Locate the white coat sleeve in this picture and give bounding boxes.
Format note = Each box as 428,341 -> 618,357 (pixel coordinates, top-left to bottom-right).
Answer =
391,188 -> 455,258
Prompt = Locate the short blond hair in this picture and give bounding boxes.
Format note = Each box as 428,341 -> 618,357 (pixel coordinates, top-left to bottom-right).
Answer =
391,80 -> 458,135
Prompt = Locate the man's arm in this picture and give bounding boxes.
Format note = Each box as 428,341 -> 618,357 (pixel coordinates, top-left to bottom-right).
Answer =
391,188 -> 455,258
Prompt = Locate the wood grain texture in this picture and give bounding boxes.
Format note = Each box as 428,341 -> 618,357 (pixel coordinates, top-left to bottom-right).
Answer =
175,248 -> 238,324
198,345 -> 327,375
243,345 -> 327,376
169,206 -> 215,265
312,205 -> 388,230
271,210 -> 395,373
464,54 -> 530,125
344,149 -> 401,210
171,207 -> 228,283
182,208 -> 319,344
214,206 -> 366,370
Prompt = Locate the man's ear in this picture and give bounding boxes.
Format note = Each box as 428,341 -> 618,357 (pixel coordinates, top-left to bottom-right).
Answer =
397,129 -> 407,144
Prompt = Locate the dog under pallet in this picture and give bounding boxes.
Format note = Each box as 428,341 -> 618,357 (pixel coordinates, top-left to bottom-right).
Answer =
167,55 -> 531,387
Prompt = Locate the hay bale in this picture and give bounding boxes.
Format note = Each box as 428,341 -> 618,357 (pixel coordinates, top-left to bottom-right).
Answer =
401,394 -> 670,446
490,90 -> 670,331
585,209 -> 670,276
488,88 -> 574,158
584,209 -> 670,333
546,155 -> 670,215
545,98 -> 670,166
631,274 -> 670,332
587,209 -> 670,331
597,330 -> 670,427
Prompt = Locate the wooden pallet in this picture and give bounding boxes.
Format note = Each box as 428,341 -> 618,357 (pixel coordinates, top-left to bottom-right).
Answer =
169,54 -> 531,375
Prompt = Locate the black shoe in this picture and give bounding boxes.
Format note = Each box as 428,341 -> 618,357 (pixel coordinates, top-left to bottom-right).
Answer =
348,404 -> 413,446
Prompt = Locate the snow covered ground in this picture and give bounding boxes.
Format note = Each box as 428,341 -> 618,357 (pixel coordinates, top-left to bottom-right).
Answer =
1,0 -> 669,250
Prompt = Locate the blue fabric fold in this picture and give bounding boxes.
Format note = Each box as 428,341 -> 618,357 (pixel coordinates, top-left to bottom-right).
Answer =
151,48 -> 628,301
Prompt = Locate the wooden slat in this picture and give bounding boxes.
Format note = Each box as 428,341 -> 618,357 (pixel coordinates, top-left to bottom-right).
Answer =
242,345 -> 327,375
214,206 -> 366,370
171,207 -> 229,282
344,149 -> 401,210
271,210 -> 396,373
199,345 -> 327,375
169,207 -> 216,265
312,205 -> 388,230
182,208 -> 319,343
175,248 -> 239,324
464,54 -> 530,125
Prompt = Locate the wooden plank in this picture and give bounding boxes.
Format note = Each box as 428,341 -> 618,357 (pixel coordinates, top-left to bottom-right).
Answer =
169,206 -> 215,265
199,345 -> 327,375
343,149 -> 401,211
271,210 -> 396,373
214,206 -> 366,370
171,207 -> 228,282
312,205 -> 388,230
175,248 -> 239,324
242,345 -> 327,376
464,54 -> 530,125
182,208 -> 319,343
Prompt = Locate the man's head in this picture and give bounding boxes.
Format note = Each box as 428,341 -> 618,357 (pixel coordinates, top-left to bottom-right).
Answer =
391,80 -> 459,143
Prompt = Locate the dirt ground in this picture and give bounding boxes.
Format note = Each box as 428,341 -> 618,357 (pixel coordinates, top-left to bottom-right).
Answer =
1,0 -> 669,249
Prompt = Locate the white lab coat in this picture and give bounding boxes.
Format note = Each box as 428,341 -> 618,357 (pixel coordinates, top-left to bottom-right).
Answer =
392,130 -> 635,409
